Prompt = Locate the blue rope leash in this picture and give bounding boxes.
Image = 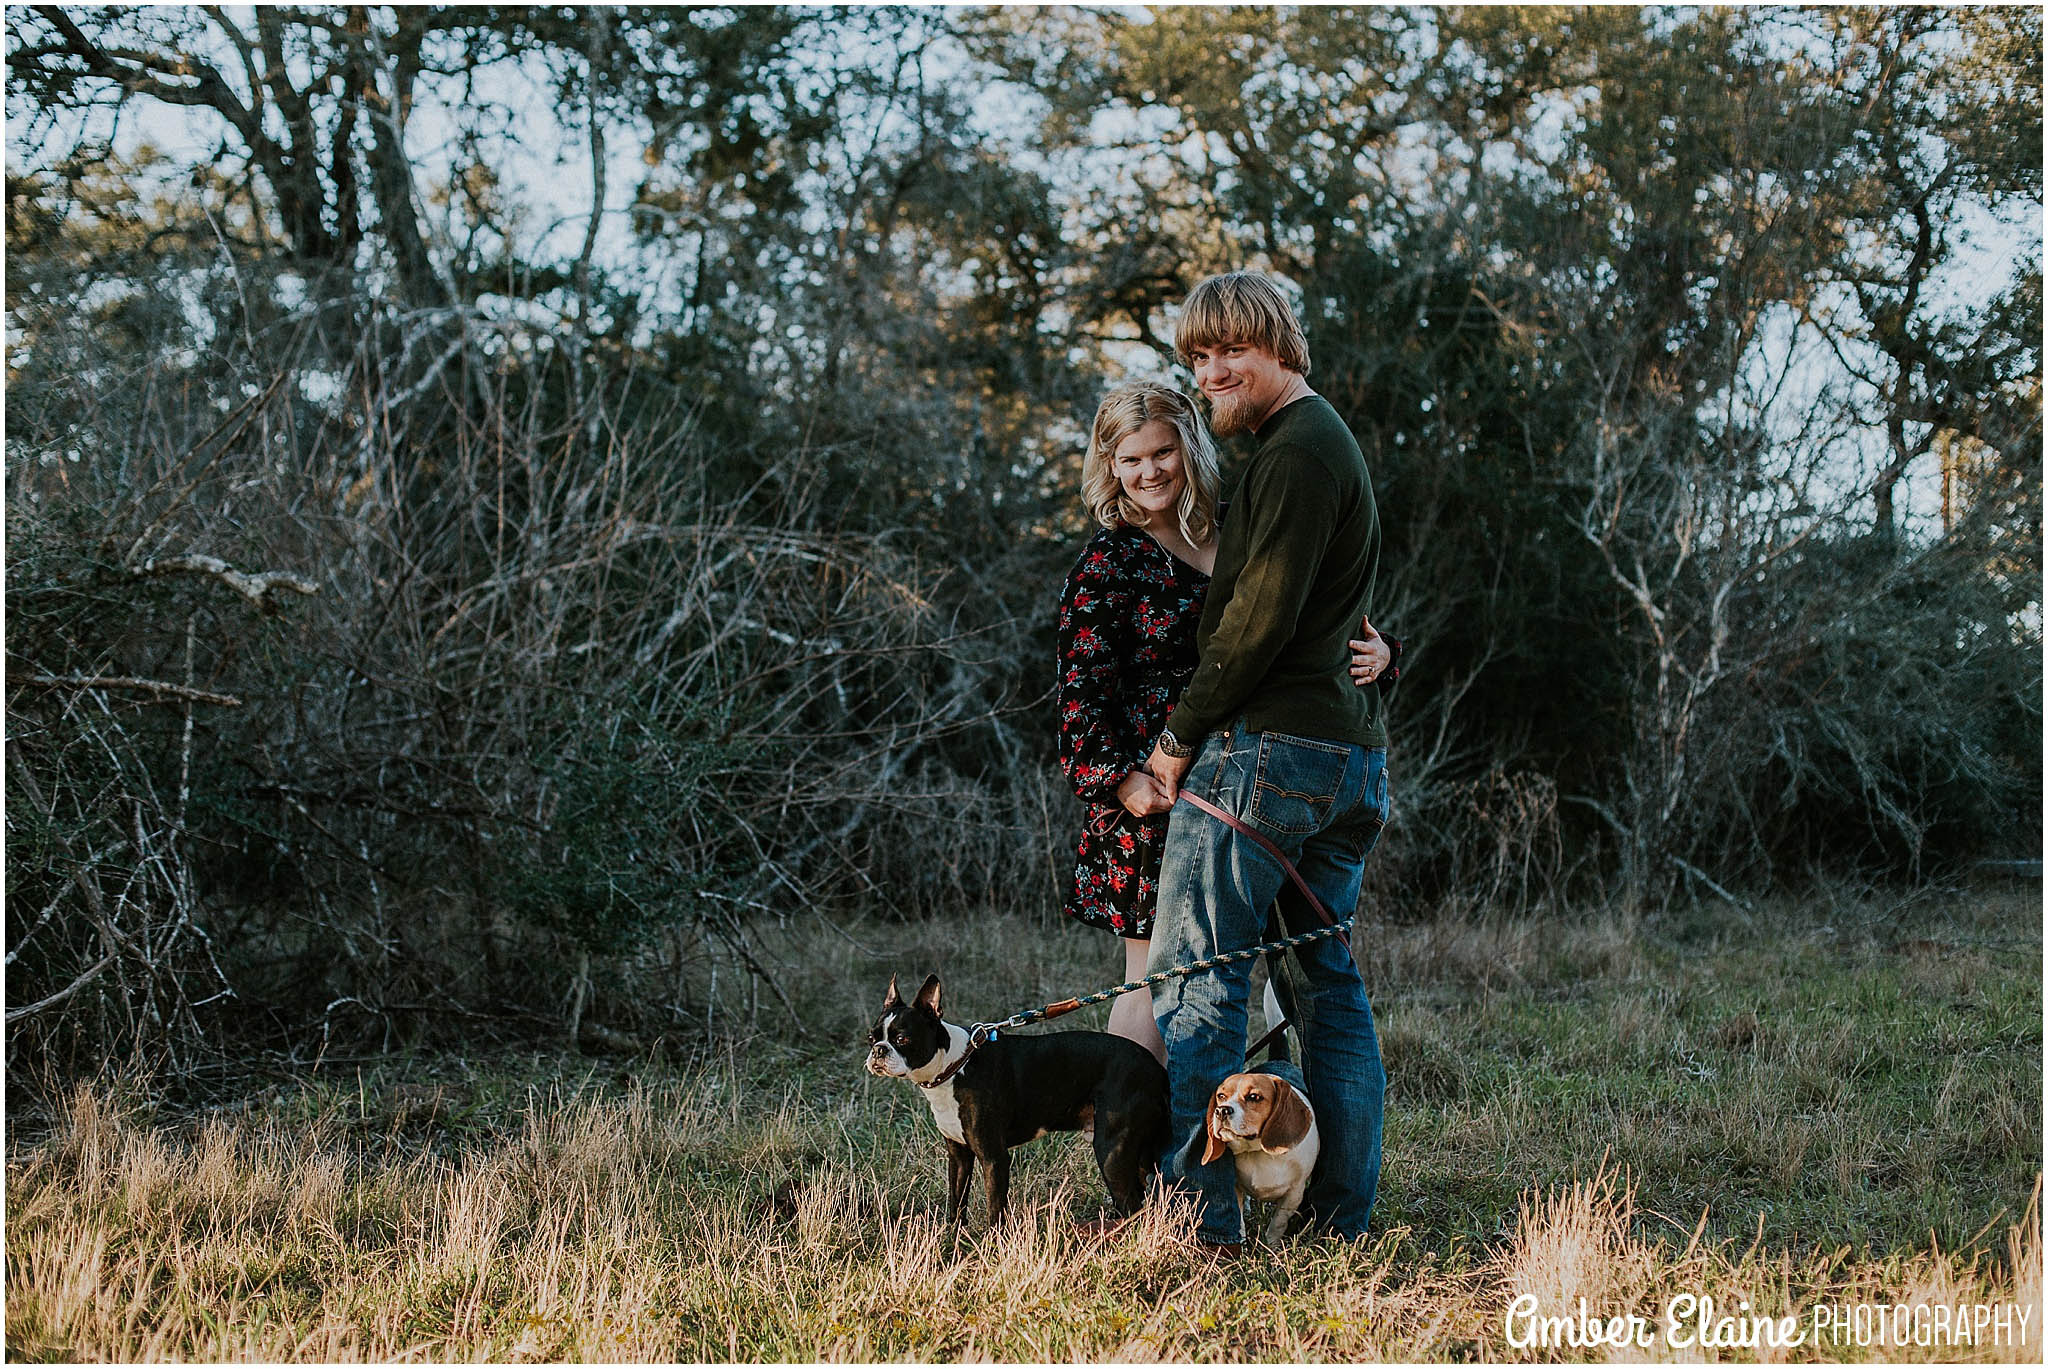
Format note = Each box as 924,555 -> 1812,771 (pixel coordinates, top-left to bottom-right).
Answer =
966,917 -> 1354,1047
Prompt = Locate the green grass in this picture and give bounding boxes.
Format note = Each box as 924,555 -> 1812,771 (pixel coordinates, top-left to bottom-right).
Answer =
5,888 -> 2040,1360
1367,910 -> 2040,1257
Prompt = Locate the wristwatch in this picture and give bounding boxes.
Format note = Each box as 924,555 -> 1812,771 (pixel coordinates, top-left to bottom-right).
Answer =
1157,728 -> 1197,759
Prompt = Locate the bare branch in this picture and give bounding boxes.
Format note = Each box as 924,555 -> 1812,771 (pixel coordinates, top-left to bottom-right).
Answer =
25,674 -> 244,707
5,952 -> 121,1022
131,553 -> 319,606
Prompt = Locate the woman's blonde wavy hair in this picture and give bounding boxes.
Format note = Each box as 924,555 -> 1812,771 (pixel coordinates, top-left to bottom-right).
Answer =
1081,382 -> 1221,547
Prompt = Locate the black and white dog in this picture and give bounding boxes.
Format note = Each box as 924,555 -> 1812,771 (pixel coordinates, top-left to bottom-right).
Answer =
865,974 -> 1167,1223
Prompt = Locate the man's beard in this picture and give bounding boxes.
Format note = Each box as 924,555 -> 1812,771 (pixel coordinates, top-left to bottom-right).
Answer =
1208,389 -> 1258,437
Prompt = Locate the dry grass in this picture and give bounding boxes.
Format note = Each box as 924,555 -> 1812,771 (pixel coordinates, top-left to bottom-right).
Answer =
5,1082 -> 2037,1362
6,888 -> 2041,1361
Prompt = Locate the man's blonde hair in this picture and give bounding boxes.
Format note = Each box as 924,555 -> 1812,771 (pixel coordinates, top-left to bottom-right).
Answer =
1082,382 -> 1221,547
1173,271 -> 1311,377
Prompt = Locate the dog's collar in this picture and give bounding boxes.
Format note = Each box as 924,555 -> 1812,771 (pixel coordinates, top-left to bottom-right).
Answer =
917,1023 -> 987,1090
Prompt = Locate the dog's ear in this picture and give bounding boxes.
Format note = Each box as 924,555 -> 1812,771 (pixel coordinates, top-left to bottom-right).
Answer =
1199,1084 -> 1229,1166
1199,1115 -> 1228,1167
1180,1111 -> 1228,1169
883,976 -> 904,1010
914,974 -> 942,1017
1258,1077 -> 1314,1155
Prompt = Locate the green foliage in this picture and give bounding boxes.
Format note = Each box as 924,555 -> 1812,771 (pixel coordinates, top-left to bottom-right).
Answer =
1726,530 -> 2044,874
1008,3 -> 2040,897
505,700 -> 754,958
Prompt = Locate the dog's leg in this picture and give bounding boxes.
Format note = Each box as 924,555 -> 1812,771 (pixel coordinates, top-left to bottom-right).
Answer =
945,1140 -> 974,1223
1263,1196 -> 1303,1244
982,1150 -> 1011,1222
1093,1117 -> 1147,1216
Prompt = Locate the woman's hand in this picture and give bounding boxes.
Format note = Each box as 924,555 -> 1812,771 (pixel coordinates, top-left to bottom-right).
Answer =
1349,615 -> 1391,686
1117,769 -> 1175,817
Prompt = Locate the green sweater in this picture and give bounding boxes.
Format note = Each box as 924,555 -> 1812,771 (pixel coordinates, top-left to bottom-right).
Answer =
1164,394 -> 1386,749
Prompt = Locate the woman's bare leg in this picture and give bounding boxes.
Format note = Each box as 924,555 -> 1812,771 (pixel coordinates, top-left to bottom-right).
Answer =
1109,937 -> 1166,1065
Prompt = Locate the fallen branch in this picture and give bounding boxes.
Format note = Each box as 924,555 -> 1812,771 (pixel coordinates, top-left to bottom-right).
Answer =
1670,853 -> 1757,923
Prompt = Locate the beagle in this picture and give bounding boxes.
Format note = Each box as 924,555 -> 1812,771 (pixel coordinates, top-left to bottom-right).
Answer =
1201,1070 -> 1320,1243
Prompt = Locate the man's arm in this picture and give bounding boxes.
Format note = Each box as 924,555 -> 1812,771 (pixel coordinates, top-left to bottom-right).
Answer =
1147,448 -> 1340,793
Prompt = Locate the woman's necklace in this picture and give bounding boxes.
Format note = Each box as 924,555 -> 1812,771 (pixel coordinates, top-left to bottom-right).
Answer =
1144,524 -> 1216,578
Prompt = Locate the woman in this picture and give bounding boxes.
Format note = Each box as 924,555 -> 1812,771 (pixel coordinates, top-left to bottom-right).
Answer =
1055,382 -> 1399,1063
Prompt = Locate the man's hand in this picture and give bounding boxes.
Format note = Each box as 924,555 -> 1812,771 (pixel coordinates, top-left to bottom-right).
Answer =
1145,740 -> 1194,800
1116,769 -> 1175,818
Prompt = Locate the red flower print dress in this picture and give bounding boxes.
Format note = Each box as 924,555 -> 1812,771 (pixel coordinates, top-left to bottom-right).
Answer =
1056,525 -> 1209,939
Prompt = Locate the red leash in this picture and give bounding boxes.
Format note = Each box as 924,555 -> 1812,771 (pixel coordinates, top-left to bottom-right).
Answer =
1177,787 -> 1351,1063
1176,790 -> 1348,950
945,788 -> 1351,1067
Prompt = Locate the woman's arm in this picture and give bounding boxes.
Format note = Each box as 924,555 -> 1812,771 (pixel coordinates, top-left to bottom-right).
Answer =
1056,544 -> 1141,806
1349,615 -> 1404,692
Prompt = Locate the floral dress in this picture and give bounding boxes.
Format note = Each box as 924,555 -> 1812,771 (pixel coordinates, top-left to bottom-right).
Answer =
1056,524 -> 1210,938
1055,521 -> 1403,940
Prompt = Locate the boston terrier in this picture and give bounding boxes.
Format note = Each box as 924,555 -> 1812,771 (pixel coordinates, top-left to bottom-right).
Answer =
865,974 -> 1168,1223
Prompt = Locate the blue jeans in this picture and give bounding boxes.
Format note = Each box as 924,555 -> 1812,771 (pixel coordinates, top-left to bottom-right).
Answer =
1149,724 -> 1389,1243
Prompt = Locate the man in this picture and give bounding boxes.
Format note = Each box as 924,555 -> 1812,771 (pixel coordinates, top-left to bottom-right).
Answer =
1144,270 -> 1389,1251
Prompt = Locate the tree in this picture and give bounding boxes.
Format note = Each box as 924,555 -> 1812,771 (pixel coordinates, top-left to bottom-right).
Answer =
981,4 -> 2040,901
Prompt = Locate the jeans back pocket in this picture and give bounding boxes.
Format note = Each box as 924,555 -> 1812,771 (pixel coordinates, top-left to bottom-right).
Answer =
1248,730 -> 1351,835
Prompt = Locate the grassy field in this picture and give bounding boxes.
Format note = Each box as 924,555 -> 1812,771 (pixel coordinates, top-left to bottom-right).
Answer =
6,887 -> 2041,1361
